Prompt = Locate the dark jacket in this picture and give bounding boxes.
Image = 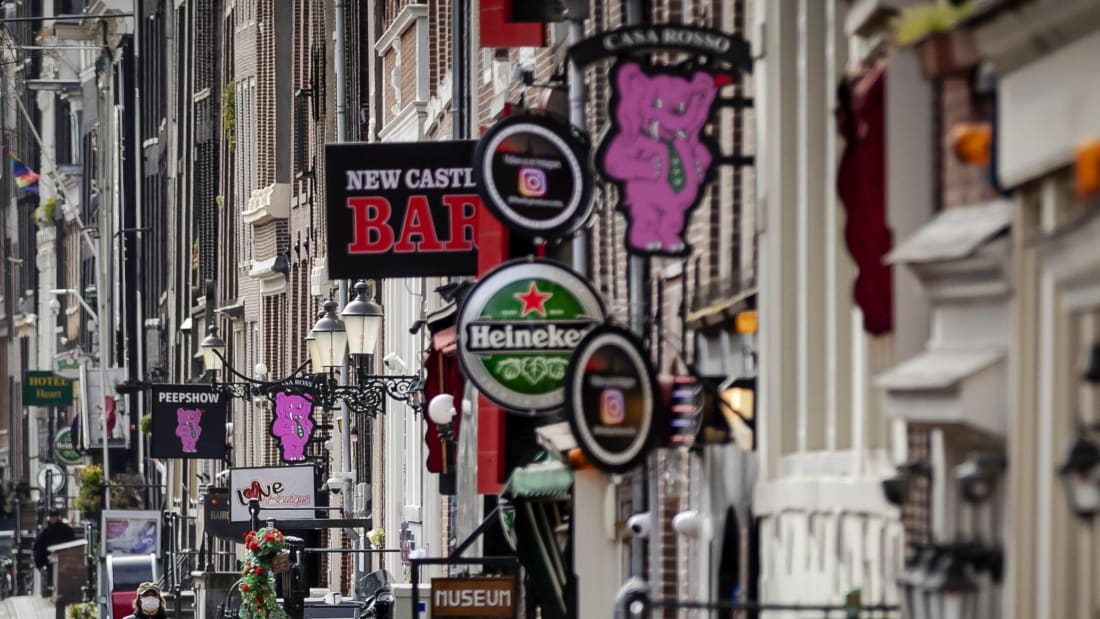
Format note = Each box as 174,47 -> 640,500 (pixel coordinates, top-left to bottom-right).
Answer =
32,521 -> 75,567
123,610 -> 168,619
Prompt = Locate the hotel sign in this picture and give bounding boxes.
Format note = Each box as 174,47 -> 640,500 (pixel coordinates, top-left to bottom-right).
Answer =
23,371 -> 74,407
430,577 -> 516,618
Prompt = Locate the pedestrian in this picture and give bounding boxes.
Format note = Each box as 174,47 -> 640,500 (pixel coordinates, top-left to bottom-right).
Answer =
123,581 -> 168,619
32,508 -> 75,593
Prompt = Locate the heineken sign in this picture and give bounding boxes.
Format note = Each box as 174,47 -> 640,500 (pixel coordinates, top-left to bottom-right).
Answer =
457,259 -> 605,415
55,428 -> 82,465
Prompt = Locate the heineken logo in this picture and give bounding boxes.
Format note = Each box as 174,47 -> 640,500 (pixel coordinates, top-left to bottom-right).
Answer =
457,260 -> 606,415
465,322 -> 590,352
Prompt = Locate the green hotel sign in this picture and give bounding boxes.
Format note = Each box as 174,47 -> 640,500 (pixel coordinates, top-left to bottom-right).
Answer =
457,259 -> 605,415
23,371 -> 74,407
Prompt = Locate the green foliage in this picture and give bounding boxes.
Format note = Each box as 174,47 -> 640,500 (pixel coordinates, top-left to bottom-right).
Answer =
239,527 -> 288,619
140,413 -> 153,435
34,197 -> 58,229
67,602 -> 97,619
74,465 -> 103,515
223,81 -> 237,151
892,1 -> 972,47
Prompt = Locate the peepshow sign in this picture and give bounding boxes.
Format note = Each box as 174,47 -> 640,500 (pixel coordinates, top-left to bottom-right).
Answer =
150,385 -> 228,460
325,141 -> 483,279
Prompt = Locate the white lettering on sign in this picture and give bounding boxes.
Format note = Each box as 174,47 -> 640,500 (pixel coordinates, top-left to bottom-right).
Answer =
344,167 -> 475,191
433,588 -> 512,608
156,391 -> 222,404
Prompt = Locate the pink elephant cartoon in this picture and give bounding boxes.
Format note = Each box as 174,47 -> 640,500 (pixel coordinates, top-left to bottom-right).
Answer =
176,407 -> 203,453
598,60 -> 720,256
271,391 -> 315,462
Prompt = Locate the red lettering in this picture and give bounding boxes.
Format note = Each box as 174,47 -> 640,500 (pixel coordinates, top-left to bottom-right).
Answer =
441,194 -> 481,251
347,197 -> 394,253
393,196 -> 444,252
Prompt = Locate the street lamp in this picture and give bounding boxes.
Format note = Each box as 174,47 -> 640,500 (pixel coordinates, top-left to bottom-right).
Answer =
312,299 -> 348,371
342,281 -> 383,357
200,324 -> 226,373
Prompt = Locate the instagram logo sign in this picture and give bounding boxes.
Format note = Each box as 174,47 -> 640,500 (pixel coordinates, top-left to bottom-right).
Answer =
518,166 -> 547,198
600,388 -> 625,426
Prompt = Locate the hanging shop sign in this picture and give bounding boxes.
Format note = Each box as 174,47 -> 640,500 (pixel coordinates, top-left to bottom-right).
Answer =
54,428 -> 82,465
594,59 -> 723,257
266,380 -> 319,464
325,140 -> 484,279
568,25 -> 752,71
565,325 -> 658,473
566,25 -> 751,258
473,113 -> 593,239
230,465 -> 317,522
23,371 -> 73,407
202,488 -> 250,543
430,577 -> 516,618
457,259 -> 605,415
150,385 -> 228,460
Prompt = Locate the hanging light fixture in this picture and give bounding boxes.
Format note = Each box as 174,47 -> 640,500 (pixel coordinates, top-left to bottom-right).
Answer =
309,299 -> 347,371
200,324 -> 226,373
341,280 -> 384,357
1058,429 -> 1100,520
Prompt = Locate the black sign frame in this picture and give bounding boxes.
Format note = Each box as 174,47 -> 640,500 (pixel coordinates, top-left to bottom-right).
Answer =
473,113 -> 593,240
564,324 -> 659,473
568,25 -> 752,72
325,140 -> 484,279
150,385 -> 228,460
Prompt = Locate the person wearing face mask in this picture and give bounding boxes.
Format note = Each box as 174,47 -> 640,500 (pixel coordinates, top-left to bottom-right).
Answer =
124,581 -> 168,619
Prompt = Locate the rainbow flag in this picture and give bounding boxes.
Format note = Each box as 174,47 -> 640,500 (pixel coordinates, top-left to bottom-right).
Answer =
8,152 -> 39,193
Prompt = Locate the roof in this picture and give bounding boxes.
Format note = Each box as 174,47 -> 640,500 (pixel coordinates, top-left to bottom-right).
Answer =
876,348 -> 1004,391
886,201 -> 1013,265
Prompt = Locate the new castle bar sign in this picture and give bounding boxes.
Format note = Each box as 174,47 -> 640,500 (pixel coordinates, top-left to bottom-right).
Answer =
430,577 -> 515,618
325,141 -> 484,279
457,259 -> 605,415
23,371 -> 74,407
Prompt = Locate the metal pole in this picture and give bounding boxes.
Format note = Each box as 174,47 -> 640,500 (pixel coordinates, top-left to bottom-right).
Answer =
621,0 -> 653,588
568,8 -> 588,276
333,0 -> 361,598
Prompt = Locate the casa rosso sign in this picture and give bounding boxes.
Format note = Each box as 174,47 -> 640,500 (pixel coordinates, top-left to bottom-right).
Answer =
325,140 -> 484,279
430,577 -> 516,618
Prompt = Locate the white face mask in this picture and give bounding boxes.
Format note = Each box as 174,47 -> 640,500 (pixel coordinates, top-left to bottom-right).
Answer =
140,597 -> 160,612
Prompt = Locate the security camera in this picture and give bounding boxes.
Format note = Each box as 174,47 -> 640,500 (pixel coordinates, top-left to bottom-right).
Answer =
626,512 -> 654,539
383,352 -> 407,372
49,297 -> 61,315
672,510 -> 712,540
325,477 -> 344,494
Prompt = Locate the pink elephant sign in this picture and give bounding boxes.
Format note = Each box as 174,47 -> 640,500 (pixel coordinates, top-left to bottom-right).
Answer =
270,391 -> 316,463
150,385 -> 227,459
597,60 -> 724,257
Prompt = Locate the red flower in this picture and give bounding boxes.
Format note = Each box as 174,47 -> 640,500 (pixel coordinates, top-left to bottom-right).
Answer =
256,596 -> 264,604
255,566 -> 263,575
241,584 -> 250,592
265,533 -> 274,541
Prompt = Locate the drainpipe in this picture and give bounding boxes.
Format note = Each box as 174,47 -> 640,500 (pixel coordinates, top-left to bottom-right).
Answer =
333,0 -> 362,598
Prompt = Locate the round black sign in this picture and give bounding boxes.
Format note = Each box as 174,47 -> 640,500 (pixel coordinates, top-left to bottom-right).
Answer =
565,325 -> 658,473
473,114 -> 593,239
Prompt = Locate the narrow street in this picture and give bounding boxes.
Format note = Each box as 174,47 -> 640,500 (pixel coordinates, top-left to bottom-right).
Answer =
0,595 -> 55,619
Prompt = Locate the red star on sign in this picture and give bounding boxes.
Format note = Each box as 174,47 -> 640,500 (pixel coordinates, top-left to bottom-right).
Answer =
514,281 -> 552,317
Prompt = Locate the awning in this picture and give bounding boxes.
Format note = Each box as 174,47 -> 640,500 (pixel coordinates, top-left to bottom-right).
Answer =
179,317 -> 192,333
501,458 -> 572,619
502,459 -> 573,500
876,348 -> 1003,391
887,200 -> 1012,264
216,299 -> 245,319
877,348 -> 1006,438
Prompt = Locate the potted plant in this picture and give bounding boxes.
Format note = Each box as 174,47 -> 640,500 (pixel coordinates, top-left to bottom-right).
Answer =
892,1 -> 977,78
